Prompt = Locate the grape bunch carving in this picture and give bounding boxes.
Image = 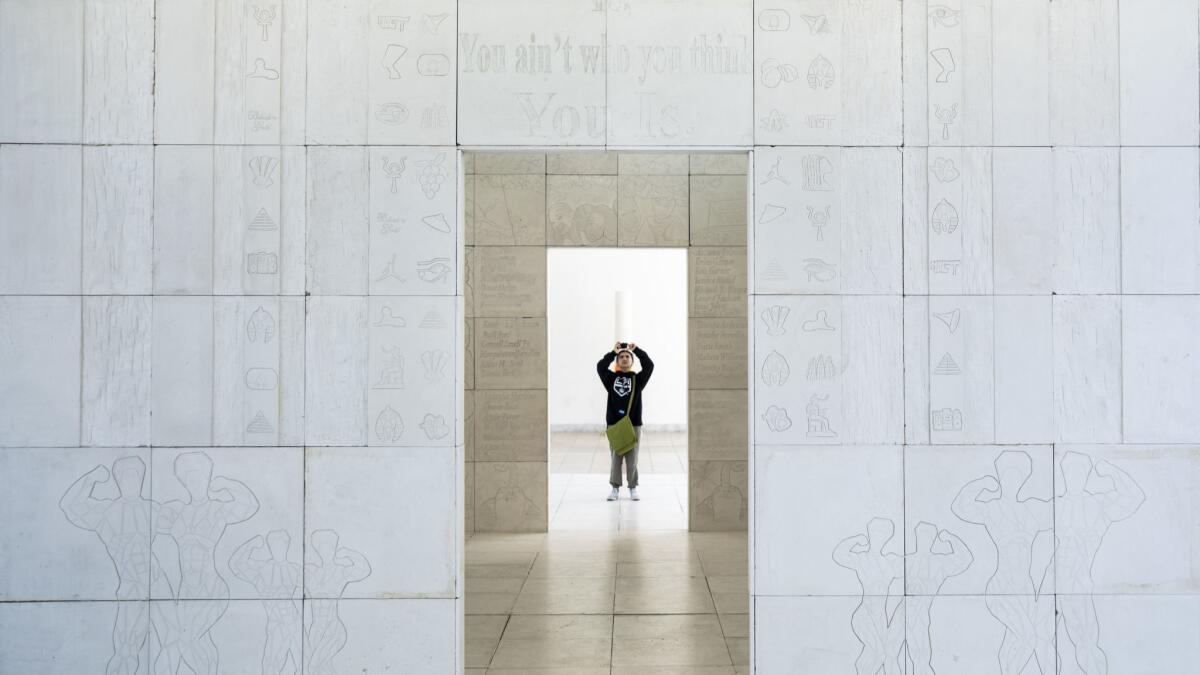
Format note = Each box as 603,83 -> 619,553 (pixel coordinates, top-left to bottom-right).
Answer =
415,154 -> 447,199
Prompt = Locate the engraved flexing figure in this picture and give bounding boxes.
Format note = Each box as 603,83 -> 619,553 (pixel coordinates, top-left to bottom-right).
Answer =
905,522 -> 974,675
952,451 -> 1054,675
833,517 -> 905,675
60,456 -> 153,675
1056,452 -> 1145,674
152,452 -> 259,675
229,531 -> 303,674
304,530 -> 372,675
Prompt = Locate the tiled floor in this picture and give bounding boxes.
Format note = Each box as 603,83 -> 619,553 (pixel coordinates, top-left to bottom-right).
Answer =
466,431 -> 749,674
548,430 -> 688,531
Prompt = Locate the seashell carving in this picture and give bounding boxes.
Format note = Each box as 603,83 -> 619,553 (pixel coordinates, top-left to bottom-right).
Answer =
422,349 -> 450,380
247,155 -> 279,188
761,350 -> 790,386
762,405 -> 793,432
761,305 -> 790,336
375,406 -> 404,442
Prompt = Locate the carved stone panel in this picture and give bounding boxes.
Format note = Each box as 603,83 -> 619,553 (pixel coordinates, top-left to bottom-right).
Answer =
617,175 -> 689,246
474,390 -> 548,461
82,297 -> 151,447
473,175 -> 547,245
690,460 -> 748,532
367,147 -> 458,295
689,318 -> 748,390
547,175 -> 618,246
689,390 -> 748,462
0,145 -> 81,294
464,317 -> 476,390
474,318 -> 547,390
606,1 -> 753,146
458,0 -> 605,145
618,153 -> 690,175
548,152 -> 618,175
690,176 -> 747,246
474,247 -> 546,318
475,153 -> 546,175
464,390 -> 476,462
151,297 -> 212,446
689,247 -> 747,318
0,297 -> 82,447
366,296 -> 457,447
690,154 -> 747,175
474,461 -> 547,533
691,174 -> 744,246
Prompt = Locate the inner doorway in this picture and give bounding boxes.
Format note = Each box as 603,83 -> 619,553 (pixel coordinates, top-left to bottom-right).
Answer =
547,247 -> 689,530
464,150 -> 749,672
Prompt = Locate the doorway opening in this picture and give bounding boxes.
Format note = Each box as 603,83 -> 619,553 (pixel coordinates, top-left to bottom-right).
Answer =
547,247 -> 689,530
464,150 -> 750,671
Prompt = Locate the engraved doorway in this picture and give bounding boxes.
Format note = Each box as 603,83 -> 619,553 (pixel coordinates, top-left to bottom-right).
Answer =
462,150 -> 751,671
463,151 -> 749,535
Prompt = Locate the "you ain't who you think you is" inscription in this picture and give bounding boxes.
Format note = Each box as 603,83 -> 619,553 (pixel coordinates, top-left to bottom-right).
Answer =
460,26 -> 750,140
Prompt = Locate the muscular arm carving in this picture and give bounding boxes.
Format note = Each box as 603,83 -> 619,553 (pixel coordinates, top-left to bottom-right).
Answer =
832,534 -> 865,569
939,530 -> 974,576
951,478 -> 994,525
1098,461 -> 1146,522
212,477 -> 260,524
338,548 -> 373,582
59,466 -> 107,530
228,536 -> 263,584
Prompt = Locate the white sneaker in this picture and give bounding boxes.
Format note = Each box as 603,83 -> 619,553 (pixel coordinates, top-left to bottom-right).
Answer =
629,488 -> 640,501
606,487 -> 619,501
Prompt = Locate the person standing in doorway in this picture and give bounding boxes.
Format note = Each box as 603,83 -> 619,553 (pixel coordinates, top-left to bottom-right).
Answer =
597,342 -> 654,501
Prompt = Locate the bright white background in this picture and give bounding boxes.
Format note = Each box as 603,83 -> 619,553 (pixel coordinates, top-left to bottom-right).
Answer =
547,247 -> 688,429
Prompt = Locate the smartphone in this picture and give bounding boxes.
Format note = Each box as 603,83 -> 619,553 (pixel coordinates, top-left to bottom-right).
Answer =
619,342 -> 628,348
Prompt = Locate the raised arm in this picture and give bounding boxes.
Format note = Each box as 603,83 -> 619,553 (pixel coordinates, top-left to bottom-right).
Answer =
633,346 -> 653,385
832,533 -> 867,569
59,465 -> 109,530
229,535 -> 264,584
211,476 -> 260,524
597,349 -> 616,381
938,529 -> 974,577
337,547 -> 373,583
1096,460 -> 1146,523
951,476 -> 997,525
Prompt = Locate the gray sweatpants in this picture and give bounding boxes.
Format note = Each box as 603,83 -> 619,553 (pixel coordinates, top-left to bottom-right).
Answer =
609,426 -> 642,488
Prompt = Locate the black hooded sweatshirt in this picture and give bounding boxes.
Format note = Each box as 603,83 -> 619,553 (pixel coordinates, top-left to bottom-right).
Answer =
597,347 -> 654,427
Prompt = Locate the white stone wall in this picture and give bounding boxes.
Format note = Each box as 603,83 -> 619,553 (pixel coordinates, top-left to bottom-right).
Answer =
751,1 -> 1200,674
0,0 -> 465,672
1,0 -> 1199,672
